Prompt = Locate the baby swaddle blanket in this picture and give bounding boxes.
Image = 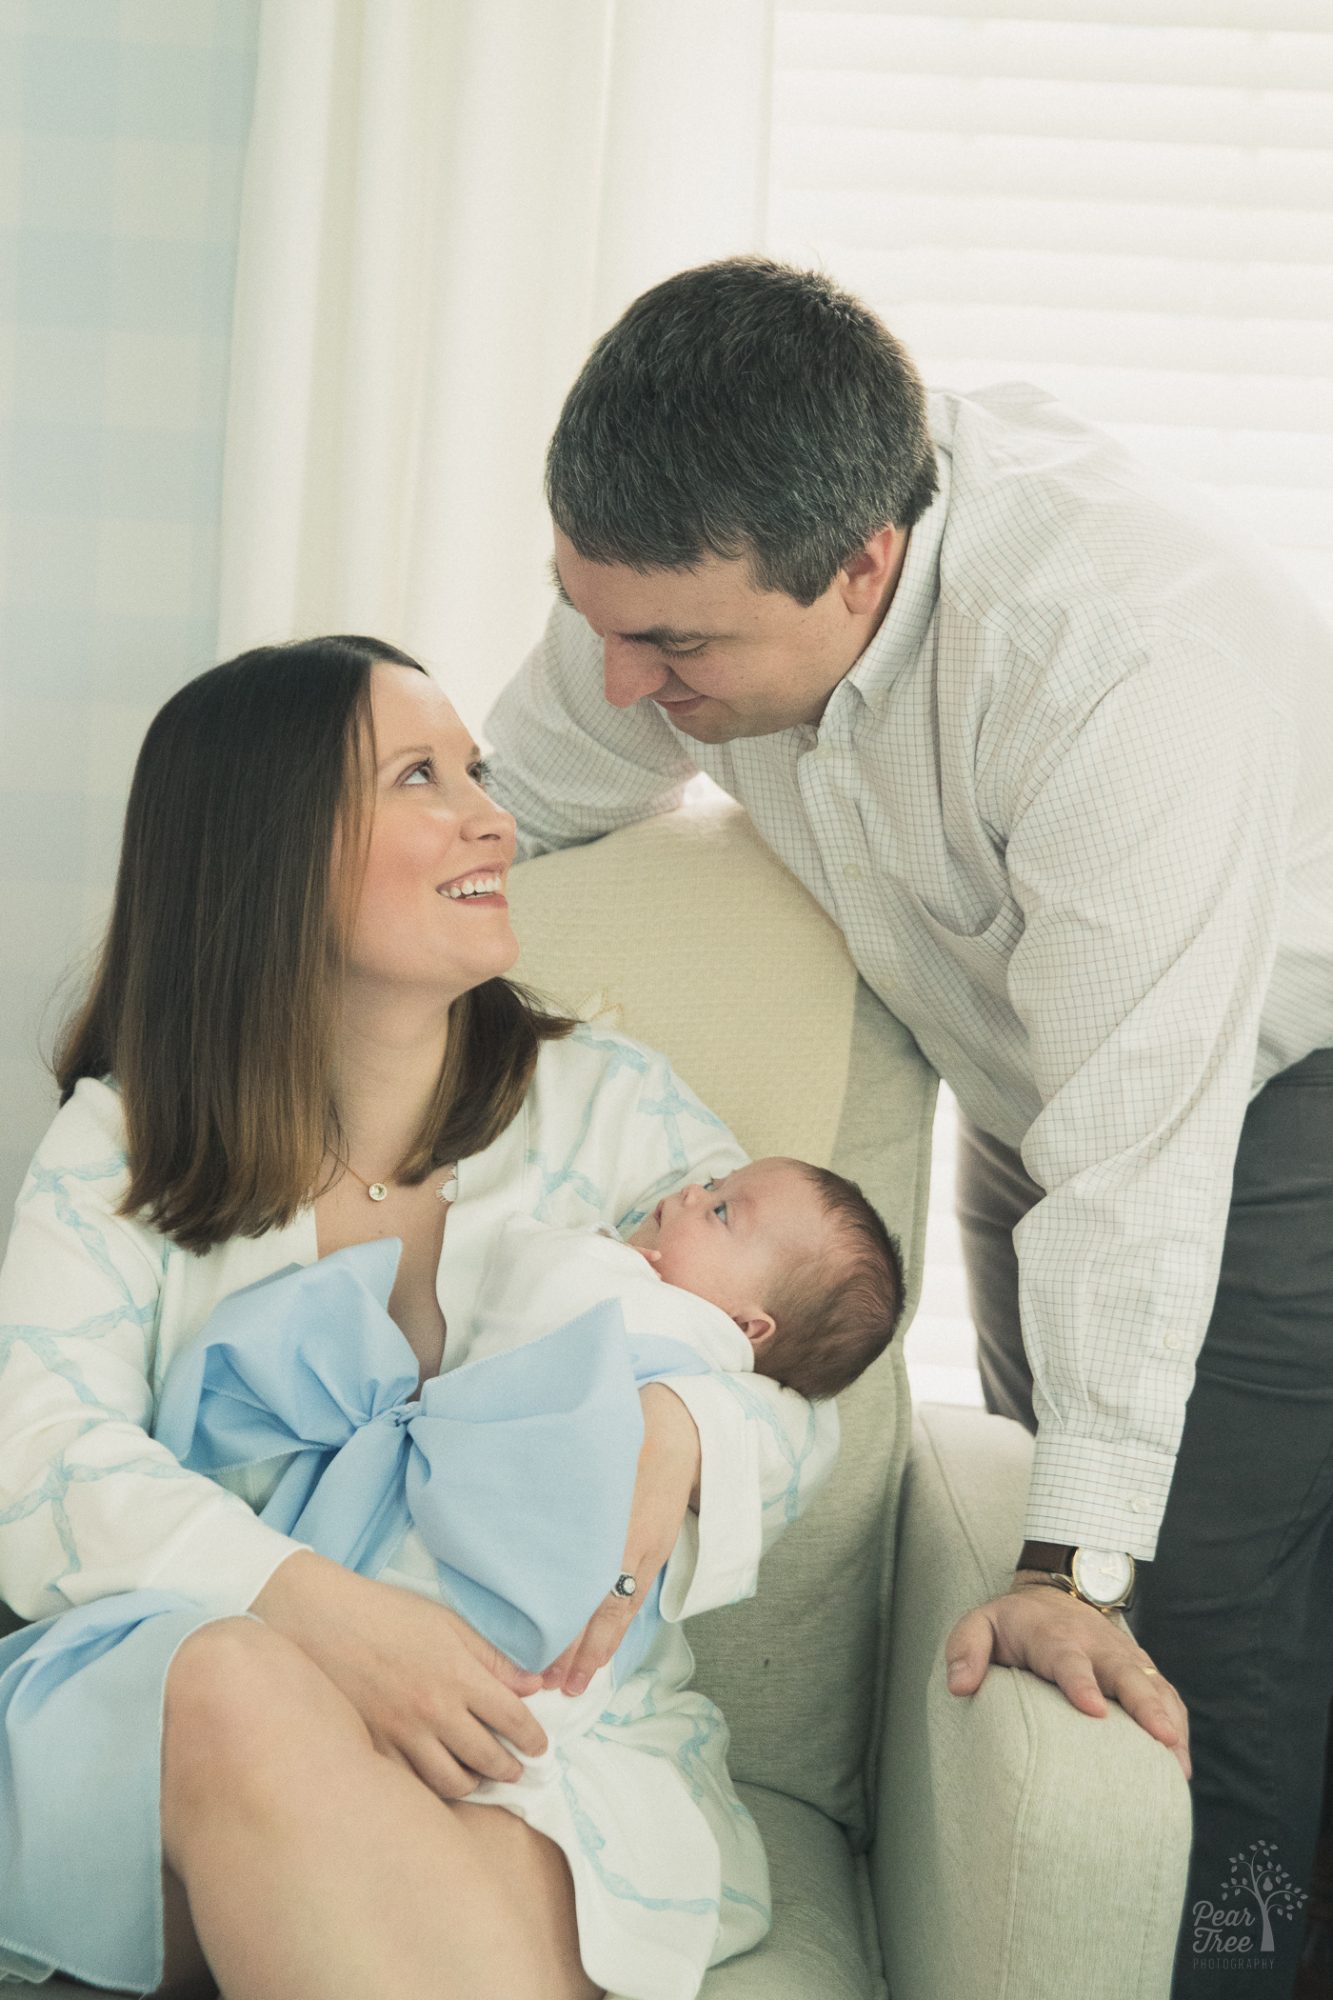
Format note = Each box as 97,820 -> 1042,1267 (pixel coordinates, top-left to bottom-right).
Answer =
152,1236 -> 712,1683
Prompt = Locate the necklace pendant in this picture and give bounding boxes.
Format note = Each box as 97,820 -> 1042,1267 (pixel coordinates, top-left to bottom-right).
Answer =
367,1181 -> 388,1202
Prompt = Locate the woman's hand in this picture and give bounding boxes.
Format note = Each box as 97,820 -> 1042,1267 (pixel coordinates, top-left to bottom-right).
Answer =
250,1549 -> 549,1800
945,1578 -> 1192,1779
542,1381 -> 702,1696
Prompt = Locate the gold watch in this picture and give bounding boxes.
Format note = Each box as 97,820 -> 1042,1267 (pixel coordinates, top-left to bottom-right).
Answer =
1015,1541 -> 1137,1614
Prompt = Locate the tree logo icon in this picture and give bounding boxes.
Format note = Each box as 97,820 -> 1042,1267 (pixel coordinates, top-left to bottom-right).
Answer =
1184,1832 -> 1304,1960
1229,1843 -> 1307,1954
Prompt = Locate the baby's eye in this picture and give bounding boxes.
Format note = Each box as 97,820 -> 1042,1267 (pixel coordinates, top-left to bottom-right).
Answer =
711,1201 -> 729,1225
702,1178 -> 717,1191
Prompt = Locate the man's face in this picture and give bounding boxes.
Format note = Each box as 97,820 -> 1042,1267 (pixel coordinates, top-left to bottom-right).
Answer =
550,527 -> 894,742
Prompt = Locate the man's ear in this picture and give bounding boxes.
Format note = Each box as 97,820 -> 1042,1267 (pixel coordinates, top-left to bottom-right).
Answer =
838,524 -> 902,615
732,1307 -> 776,1353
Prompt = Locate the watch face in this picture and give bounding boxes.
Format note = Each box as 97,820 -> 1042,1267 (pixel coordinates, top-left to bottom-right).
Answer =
1071,1548 -> 1134,1605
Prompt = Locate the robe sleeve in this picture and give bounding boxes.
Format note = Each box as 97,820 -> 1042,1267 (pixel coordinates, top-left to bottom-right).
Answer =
563,1029 -> 842,1619
0,1087 -> 308,1620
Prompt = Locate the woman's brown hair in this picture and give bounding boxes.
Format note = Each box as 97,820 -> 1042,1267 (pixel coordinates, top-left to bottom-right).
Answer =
54,636 -> 573,1253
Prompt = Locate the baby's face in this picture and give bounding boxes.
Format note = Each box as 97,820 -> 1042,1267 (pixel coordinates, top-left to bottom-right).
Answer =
628,1158 -> 832,1327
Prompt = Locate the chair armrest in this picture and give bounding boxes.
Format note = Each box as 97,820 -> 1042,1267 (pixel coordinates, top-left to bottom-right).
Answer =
871,1403 -> 1191,2000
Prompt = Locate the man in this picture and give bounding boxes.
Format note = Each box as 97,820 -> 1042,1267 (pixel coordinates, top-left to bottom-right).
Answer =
483,257 -> 1333,1998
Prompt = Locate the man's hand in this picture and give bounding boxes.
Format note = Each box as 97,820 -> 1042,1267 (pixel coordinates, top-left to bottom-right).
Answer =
542,1381 -> 702,1696
944,1577 -> 1192,1779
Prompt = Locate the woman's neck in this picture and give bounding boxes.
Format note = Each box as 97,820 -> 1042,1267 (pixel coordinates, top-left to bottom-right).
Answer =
332,987 -> 454,1178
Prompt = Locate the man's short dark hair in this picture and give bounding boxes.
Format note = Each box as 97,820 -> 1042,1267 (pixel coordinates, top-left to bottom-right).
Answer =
759,1162 -> 906,1401
546,256 -> 938,606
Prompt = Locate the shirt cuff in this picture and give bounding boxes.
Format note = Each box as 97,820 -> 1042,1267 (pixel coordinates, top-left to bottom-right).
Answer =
138,1504 -> 312,1618
655,1377 -> 763,1620
1023,1432 -> 1180,1561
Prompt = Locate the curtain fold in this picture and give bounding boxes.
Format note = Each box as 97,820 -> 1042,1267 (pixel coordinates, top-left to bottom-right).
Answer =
218,0 -> 774,724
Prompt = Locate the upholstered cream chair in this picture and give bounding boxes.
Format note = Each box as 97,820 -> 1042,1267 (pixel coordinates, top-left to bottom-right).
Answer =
1,796 -> 1190,2000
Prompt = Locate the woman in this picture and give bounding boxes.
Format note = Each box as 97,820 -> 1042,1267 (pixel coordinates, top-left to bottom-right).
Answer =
0,638 -> 837,2000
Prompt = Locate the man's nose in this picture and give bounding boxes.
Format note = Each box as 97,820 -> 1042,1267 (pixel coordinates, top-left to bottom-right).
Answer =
603,638 -> 666,709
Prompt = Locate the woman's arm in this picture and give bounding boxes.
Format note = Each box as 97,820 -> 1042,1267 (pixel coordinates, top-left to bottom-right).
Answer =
535,1032 -> 841,1686
0,1090 -> 549,1798
0,1092 -> 304,1619
603,1037 -> 841,1609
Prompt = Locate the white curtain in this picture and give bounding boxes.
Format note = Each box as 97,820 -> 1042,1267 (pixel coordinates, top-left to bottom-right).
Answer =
217,0 -> 774,727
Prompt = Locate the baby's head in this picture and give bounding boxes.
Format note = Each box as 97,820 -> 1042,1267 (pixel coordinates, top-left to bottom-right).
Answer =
628,1157 -> 904,1399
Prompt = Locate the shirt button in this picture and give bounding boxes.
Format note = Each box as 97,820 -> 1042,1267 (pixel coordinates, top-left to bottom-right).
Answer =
844,862 -> 863,880
1130,1496 -> 1149,1513
1163,1333 -> 1186,1351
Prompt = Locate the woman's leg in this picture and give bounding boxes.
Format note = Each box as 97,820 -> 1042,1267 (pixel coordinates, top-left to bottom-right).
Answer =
159,1618 -> 601,2000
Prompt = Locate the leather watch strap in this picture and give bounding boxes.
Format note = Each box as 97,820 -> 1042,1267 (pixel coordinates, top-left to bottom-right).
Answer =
1017,1540 -> 1076,1574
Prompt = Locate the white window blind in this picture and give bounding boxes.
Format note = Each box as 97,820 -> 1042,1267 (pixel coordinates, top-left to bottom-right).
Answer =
769,4 -> 1333,1401
769,0 -> 1333,615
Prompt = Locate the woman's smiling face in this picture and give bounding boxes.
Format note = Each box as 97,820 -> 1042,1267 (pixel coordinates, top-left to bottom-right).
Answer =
339,661 -> 519,1003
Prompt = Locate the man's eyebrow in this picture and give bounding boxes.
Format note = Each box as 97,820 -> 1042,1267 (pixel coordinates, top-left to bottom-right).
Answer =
547,556 -> 717,645
624,625 -> 713,647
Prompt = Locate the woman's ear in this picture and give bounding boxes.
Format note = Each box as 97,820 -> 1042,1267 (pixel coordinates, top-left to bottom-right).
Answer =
732,1307 -> 776,1352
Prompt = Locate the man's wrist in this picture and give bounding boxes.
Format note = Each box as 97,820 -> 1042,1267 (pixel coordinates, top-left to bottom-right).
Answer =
1015,1540 -> 1076,1576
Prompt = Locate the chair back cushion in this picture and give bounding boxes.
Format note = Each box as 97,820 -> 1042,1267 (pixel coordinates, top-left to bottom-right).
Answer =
507,796 -> 936,1841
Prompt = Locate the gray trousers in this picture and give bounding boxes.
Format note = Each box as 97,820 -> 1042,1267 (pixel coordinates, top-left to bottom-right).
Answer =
956,1047 -> 1333,2000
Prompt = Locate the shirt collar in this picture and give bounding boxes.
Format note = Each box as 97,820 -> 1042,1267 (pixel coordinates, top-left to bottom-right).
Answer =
841,420 -> 952,718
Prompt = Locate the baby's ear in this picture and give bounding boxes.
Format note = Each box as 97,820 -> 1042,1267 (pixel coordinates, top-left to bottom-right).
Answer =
732,1307 -> 776,1351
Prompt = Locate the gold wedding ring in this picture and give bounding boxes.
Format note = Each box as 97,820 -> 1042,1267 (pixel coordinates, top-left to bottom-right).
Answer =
1140,1665 -> 1161,1677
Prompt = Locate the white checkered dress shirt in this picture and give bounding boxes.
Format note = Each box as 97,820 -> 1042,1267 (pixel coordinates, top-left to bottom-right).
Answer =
484,382 -> 1333,1561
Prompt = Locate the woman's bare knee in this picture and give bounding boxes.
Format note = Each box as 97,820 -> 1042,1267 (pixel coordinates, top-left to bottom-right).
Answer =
161,1617 -> 368,1865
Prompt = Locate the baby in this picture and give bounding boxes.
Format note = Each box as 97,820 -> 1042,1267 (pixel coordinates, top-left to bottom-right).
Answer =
467,1156 -> 905,1402
624,1157 -> 905,1399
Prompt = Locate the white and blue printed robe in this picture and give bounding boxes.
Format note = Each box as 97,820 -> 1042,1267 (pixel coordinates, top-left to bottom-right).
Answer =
0,1025 -> 838,2000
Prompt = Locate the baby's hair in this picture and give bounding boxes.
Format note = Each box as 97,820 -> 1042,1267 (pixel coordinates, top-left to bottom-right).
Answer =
758,1163 -> 905,1400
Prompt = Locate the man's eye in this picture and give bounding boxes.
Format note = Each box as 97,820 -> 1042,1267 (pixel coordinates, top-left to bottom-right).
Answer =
665,644 -> 707,661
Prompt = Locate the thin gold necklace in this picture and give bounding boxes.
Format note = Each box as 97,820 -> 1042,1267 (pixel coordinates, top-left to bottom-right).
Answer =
337,1158 -> 458,1205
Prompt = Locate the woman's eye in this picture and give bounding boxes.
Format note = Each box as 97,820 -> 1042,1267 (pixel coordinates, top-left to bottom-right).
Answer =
468,761 -> 488,787
403,759 -> 433,785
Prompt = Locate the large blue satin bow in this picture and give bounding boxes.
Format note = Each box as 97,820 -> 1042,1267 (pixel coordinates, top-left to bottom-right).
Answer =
153,1238 -> 711,1683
